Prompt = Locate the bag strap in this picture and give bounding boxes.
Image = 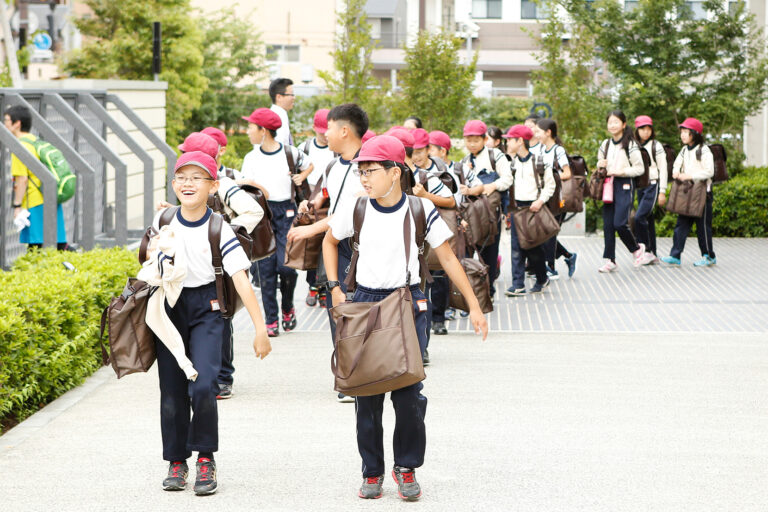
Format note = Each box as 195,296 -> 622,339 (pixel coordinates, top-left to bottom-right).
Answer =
331,161 -> 352,214
533,156 -> 544,199
488,148 -> 497,172
418,169 -> 428,186
407,196 -> 433,285
454,161 -> 466,185
343,196 -> 368,291
208,212 -> 228,311
99,307 -> 110,366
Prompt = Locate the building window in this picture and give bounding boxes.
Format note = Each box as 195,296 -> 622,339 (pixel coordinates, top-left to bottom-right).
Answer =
624,0 -> 639,11
521,0 -> 547,19
729,0 -> 743,16
265,44 -> 300,63
473,0 -> 502,19
682,1 -> 707,19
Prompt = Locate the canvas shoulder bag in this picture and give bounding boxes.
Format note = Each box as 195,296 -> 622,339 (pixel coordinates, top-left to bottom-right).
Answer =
588,141 -> 609,200
448,228 -> 493,314
512,166 -> 561,250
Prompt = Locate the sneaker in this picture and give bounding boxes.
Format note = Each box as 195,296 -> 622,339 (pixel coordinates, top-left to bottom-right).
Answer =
693,254 -> 717,267
266,321 -> 279,337
444,308 -> 456,321
282,308 -> 297,332
432,322 -> 447,335
661,256 -> 681,266
216,383 -> 233,400
162,461 -> 188,491
460,310 -> 469,318
637,251 -> 655,266
392,466 -> 422,501
530,278 -> 550,293
505,286 -> 526,297
193,458 -> 217,496
566,253 -> 577,278
707,255 -> 717,265
598,261 -> 618,273
497,255 -> 502,273
359,475 -> 384,499
633,243 -> 647,266
305,287 -> 319,307
422,349 -> 430,366
318,291 -> 327,308
546,266 -> 559,280
647,253 -> 659,265
337,392 -> 355,403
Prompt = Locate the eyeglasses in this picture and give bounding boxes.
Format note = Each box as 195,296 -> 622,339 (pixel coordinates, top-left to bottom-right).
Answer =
353,167 -> 388,178
174,176 -> 213,185
279,93 -> 295,97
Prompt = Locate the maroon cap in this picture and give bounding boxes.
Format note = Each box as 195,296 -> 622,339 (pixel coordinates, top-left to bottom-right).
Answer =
429,130 -> 451,151
502,125 -> 533,140
178,132 -> 219,159
385,127 -> 415,149
201,127 -> 227,147
352,135 -> 406,164
242,108 -> 282,130
634,115 -> 653,128
679,117 -> 703,134
313,109 -> 330,134
411,128 -> 430,149
362,129 -> 376,144
174,151 -> 218,180
463,120 -> 487,137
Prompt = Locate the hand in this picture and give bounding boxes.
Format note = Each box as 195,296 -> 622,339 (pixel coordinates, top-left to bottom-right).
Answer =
459,184 -> 470,195
412,183 -> 426,197
469,307 -> 488,340
658,193 -> 666,207
460,219 -> 469,230
530,199 -> 544,213
298,199 -> 309,213
13,206 -> 21,218
291,174 -> 304,186
331,287 -> 346,306
597,159 -> 608,169
672,172 -> 680,180
253,328 -> 271,359
287,224 -> 314,242
482,183 -> 496,196
156,200 -> 173,211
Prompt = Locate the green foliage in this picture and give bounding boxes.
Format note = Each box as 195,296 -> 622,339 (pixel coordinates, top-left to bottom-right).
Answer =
187,8 -> 266,132
0,248 -> 139,432
63,0 -> 207,145
395,31 -> 477,134
468,97 -> 533,134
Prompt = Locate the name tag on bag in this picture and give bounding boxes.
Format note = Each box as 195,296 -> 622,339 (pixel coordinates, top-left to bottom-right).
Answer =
417,299 -> 428,312
286,209 -> 295,218
623,184 -> 631,190
210,300 -> 220,311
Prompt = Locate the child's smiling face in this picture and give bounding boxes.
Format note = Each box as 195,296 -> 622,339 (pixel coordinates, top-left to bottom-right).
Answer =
172,166 -> 218,208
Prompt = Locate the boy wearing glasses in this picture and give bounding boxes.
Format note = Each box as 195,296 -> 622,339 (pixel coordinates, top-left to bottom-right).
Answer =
148,151 -> 271,495
241,107 -> 312,337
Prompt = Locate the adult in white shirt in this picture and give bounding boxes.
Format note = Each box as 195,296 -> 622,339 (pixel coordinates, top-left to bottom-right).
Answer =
269,78 -> 295,146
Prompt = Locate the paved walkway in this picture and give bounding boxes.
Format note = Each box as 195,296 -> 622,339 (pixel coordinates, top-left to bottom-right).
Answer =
4,237 -> 768,511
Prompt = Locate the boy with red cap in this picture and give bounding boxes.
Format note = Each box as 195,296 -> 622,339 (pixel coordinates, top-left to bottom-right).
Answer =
503,125 -> 555,295
241,107 -> 314,337
299,108 -> 336,307
460,119 -> 513,298
146,151 -> 270,496
661,117 -> 716,267
323,135 -> 488,502
200,127 -> 236,180
633,115 -> 668,263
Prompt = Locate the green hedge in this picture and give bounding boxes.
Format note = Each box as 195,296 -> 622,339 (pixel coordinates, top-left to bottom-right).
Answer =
0,248 -> 139,433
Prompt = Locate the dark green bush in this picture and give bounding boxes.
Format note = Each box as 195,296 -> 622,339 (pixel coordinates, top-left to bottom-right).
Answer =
0,248 -> 139,433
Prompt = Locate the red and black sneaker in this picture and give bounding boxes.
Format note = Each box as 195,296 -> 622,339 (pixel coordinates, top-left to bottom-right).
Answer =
162,460 -> 188,491
358,475 -> 384,499
266,321 -> 279,338
318,291 -> 327,309
282,308 -> 297,332
305,287 -> 319,307
392,466 -> 421,501
194,457 -> 217,496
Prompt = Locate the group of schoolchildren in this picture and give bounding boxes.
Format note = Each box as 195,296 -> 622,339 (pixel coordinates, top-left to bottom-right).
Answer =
140,95 -> 716,500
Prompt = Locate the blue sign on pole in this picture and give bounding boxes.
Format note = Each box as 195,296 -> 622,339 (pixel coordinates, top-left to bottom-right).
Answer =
33,33 -> 52,51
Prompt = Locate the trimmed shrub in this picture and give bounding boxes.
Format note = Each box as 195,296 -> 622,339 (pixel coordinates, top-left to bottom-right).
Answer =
0,248 -> 139,433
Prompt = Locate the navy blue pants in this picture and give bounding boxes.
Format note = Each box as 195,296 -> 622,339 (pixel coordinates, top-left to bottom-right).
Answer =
353,284 -> 429,477
671,191 -> 716,260
156,283 -> 229,461
634,182 -> 659,255
478,220 -> 501,296
252,200 -> 298,324
326,238 -> 353,345
544,213 -> 572,268
602,177 -> 640,260
424,270 -> 447,347
218,321 -> 234,386
509,200 -> 547,289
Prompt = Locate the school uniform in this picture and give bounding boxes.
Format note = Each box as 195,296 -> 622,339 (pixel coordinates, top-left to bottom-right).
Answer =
241,143 -> 311,324
270,104 -> 292,146
533,143 -> 571,269
669,144 -> 716,260
301,138 -> 336,188
329,193 -> 452,477
151,207 -> 250,461
635,140 -> 668,255
598,138 -> 644,259
509,152 -> 556,288
464,147 -> 513,296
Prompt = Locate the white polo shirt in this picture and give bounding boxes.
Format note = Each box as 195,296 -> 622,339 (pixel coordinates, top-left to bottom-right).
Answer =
323,155 -> 365,214
270,104 -> 291,146
300,138 -> 336,187
240,143 -> 311,202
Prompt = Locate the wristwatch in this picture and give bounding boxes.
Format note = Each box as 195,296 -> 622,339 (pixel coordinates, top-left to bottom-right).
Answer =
12,203 -> 22,208
326,280 -> 341,290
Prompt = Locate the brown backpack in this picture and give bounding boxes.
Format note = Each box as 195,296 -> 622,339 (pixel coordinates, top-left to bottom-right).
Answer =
448,228 -> 493,314
537,155 -> 563,215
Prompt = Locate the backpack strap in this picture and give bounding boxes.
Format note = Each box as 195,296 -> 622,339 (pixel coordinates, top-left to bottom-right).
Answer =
650,140 -> 657,167
488,148 -> 497,172
454,161 -> 466,185
285,144 -> 310,202
300,139 -> 310,155
418,169 -> 428,186
407,196 -> 433,285
208,212 -> 232,316
224,167 -> 236,180
139,206 -> 178,262
533,156 -> 545,199
343,197 -> 369,291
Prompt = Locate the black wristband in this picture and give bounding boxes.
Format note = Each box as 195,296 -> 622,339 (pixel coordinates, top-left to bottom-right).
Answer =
13,203 -> 22,208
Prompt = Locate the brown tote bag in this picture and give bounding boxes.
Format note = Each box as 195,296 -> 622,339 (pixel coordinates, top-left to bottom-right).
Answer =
284,205 -> 324,270
330,201 -> 425,397
666,179 -> 707,218
448,229 -> 493,314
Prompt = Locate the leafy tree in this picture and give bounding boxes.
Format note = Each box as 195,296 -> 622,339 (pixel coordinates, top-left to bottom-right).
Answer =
188,7 -> 266,132
64,0 -> 206,144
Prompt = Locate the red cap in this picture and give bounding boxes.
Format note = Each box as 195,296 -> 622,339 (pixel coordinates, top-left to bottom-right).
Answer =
313,108 -> 330,134
502,125 -> 533,140
352,135 -> 406,164
178,132 -> 219,159
174,151 -> 218,180
362,129 -> 376,144
201,127 -> 227,147
679,117 -> 703,134
634,115 -> 653,128
385,127 -> 415,149
242,108 -> 282,130
463,120 -> 487,137
429,130 -> 451,151
411,128 -> 430,149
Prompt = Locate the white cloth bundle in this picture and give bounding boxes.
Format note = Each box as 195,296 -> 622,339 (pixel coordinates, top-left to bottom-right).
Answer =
218,176 -> 264,231
13,209 -> 31,232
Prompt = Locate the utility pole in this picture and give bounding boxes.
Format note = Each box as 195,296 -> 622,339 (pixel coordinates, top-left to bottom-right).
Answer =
0,0 -> 23,87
